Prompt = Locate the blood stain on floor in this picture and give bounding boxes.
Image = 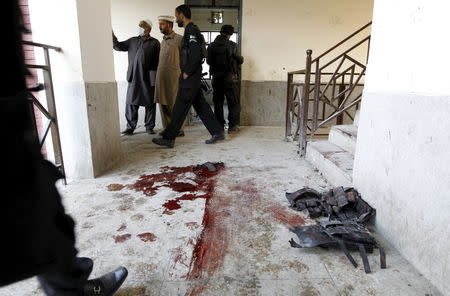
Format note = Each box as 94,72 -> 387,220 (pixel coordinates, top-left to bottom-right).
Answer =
137,232 -> 157,242
266,204 -> 306,228
185,222 -> 199,230
129,163 -> 224,215
117,223 -> 127,232
114,234 -> 131,243
107,184 -> 125,191
126,164 -> 306,296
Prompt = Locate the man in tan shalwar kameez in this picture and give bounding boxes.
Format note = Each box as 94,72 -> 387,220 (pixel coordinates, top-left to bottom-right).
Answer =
155,15 -> 185,136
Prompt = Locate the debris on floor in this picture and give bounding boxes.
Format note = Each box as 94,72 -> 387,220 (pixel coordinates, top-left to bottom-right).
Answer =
290,220 -> 386,273
286,186 -> 375,223
287,186 -> 385,273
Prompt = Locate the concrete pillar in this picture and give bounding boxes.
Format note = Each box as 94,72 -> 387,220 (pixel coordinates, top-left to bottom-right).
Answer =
353,0 -> 450,294
28,0 -> 121,179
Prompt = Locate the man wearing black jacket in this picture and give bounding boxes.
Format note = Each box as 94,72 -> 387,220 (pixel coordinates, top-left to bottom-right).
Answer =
0,1 -> 127,295
207,25 -> 244,132
153,5 -> 225,148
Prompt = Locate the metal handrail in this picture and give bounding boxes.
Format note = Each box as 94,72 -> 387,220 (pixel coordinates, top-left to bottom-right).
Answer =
23,41 -> 66,183
22,40 -> 62,52
285,22 -> 371,156
312,22 -> 371,63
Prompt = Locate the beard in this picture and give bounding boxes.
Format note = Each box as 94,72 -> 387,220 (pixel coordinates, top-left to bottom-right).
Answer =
176,19 -> 183,27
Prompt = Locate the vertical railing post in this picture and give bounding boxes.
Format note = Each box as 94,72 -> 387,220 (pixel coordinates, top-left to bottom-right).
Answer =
337,75 -> 345,125
311,60 -> 321,134
43,48 -> 66,183
285,73 -> 294,139
299,49 -> 312,157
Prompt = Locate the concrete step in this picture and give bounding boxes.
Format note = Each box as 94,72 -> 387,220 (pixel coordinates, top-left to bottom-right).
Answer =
306,141 -> 353,187
328,125 -> 358,155
354,110 -> 360,127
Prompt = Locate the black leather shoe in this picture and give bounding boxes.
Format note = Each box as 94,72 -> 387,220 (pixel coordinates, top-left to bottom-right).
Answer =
83,267 -> 128,296
228,126 -> 240,132
152,137 -> 175,148
177,130 -> 185,137
121,129 -> 134,135
205,134 -> 225,144
146,128 -> 156,135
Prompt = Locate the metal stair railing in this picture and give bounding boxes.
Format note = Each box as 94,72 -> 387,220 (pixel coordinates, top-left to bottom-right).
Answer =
285,22 -> 371,157
23,40 -> 66,184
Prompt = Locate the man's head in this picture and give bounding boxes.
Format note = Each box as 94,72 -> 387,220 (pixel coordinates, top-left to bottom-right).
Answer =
220,25 -> 234,40
175,5 -> 191,28
158,16 -> 175,35
138,19 -> 152,36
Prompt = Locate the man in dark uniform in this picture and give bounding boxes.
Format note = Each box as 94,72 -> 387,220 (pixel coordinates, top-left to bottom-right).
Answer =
113,20 -> 160,135
152,5 -> 225,148
207,24 -> 244,132
1,1 -> 128,295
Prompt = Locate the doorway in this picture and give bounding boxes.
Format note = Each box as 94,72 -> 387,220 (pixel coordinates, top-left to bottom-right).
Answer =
185,0 -> 242,126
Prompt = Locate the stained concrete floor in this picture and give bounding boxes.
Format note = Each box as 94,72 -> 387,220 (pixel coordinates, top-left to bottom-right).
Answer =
0,126 -> 442,296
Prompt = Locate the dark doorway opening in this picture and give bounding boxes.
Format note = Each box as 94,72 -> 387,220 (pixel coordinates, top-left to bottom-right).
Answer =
185,0 -> 242,126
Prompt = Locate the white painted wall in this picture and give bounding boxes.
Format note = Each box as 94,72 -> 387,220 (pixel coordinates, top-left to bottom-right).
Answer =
29,0 -> 121,179
77,0 -> 116,82
364,0 -> 450,95
354,0 -> 450,294
241,0 -> 374,81
110,0 -> 184,131
29,0 -> 94,178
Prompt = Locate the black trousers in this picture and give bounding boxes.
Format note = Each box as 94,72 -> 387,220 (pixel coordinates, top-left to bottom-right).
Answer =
162,84 -> 223,140
212,73 -> 240,128
37,257 -> 93,296
125,103 -> 156,130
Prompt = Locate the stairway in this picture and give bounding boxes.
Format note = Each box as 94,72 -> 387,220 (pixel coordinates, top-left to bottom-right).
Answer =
306,111 -> 360,187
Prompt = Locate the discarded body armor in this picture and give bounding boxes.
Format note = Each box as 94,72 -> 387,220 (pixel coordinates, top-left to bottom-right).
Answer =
286,187 -> 375,223
290,220 -> 386,273
287,187 -> 384,273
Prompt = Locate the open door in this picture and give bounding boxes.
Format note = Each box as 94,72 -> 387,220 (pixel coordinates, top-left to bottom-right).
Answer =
185,0 -> 242,125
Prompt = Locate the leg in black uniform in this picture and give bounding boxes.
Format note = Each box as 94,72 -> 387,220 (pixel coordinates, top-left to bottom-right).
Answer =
192,88 -> 224,137
161,88 -> 193,140
212,75 -> 226,127
223,74 -> 240,129
154,85 -> 224,147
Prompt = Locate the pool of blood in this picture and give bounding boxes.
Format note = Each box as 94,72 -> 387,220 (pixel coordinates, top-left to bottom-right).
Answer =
128,163 -> 224,214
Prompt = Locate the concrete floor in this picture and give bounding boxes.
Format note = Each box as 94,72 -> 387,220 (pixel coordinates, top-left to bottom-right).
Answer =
0,126 -> 441,296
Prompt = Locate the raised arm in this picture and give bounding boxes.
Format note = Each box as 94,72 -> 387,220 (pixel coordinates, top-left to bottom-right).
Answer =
112,31 -> 131,52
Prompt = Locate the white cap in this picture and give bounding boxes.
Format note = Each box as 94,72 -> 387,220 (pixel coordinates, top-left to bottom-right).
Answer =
141,19 -> 153,28
158,15 -> 176,23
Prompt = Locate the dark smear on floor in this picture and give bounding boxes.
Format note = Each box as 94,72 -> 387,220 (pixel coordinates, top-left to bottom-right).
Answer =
127,165 -> 306,296
114,234 -> 131,243
185,178 -> 307,296
137,232 -> 157,242
129,164 -> 224,215
266,204 -> 306,228
117,223 -> 127,232
107,184 -> 125,191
